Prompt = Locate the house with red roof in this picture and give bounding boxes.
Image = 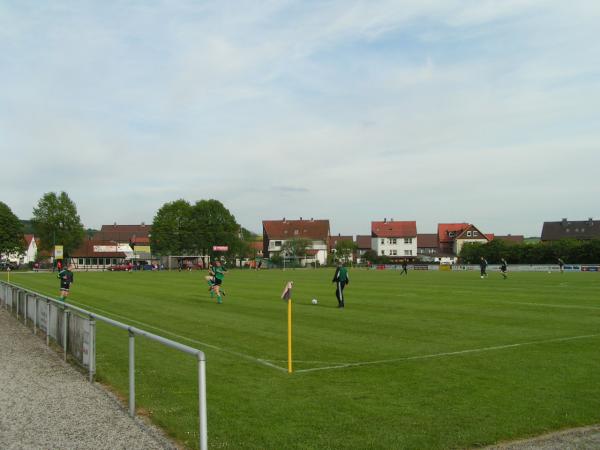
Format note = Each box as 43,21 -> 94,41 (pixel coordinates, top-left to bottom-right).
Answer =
3,234 -> 39,266
438,223 -> 490,257
262,218 -> 330,265
355,235 -> 372,263
371,219 -> 417,261
416,233 -> 438,260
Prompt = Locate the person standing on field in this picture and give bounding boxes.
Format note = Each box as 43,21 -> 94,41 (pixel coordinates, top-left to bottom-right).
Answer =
557,257 -> 565,273
400,260 -> 408,275
479,256 -> 488,279
500,258 -> 508,279
332,261 -> 349,308
58,264 -> 74,302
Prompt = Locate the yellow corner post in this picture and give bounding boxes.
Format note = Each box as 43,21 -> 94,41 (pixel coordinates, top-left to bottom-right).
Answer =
288,297 -> 293,373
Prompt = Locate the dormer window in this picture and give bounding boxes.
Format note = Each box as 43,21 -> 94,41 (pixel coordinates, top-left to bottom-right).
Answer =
448,231 -> 455,238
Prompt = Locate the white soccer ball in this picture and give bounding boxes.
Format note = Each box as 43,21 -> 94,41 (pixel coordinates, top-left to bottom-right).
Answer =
312,298 -> 318,305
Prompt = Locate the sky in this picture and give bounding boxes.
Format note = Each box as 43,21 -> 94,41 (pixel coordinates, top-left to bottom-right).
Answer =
1,1 -> 599,237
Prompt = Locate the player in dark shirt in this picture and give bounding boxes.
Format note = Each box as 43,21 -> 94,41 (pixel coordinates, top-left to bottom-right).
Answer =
400,260 -> 408,275
479,257 -> 488,279
58,264 -> 74,302
500,258 -> 508,279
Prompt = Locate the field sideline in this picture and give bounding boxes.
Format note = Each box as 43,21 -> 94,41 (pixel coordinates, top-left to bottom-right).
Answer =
7,269 -> 600,449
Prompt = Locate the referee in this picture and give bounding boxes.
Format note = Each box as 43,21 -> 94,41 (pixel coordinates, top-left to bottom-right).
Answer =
332,261 -> 349,308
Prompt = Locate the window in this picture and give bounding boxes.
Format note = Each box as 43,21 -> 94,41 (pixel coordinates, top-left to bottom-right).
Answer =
390,250 -> 397,256
404,250 -> 413,256
473,231 -> 478,236
448,231 -> 455,237
466,231 -> 472,237
390,238 -> 397,244
85,258 -> 90,265
381,239 -> 385,245
92,258 -> 98,265
404,238 -> 412,244
78,258 -> 83,265
275,241 -> 282,247
294,229 -> 299,235
381,250 -> 385,255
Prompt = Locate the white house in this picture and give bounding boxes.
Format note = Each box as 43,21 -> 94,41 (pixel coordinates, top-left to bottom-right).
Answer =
4,234 -> 38,265
371,219 -> 418,259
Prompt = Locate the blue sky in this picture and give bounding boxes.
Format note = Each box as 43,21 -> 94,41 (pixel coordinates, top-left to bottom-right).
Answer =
1,1 -> 599,236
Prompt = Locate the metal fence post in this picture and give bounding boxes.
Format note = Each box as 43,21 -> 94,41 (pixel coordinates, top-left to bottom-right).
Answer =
46,300 -> 50,346
199,353 -> 208,450
89,318 -> 96,383
24,293 -> 28,326
34,296 -> 38,335
16,290 -> 19,321
63,309 -> 69,361
129,330 -> 135,417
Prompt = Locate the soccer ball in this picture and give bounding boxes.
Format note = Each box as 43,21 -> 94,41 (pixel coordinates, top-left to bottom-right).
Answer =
311,298 -> 318,305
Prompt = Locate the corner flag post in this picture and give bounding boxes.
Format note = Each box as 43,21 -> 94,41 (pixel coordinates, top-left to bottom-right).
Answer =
281,281 -> 294,373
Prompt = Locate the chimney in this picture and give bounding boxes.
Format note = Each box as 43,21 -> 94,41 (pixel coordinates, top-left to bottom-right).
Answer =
310,218 -> 313,221
561,218 -> 568,227
390,218 -> 393,222
384,218 -> 387,223
283,217 -> 286,223
589,218 -> 594,226
300,217 -> 302,220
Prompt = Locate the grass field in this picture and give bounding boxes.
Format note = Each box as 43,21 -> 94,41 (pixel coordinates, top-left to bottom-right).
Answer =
7,268 -> 600,449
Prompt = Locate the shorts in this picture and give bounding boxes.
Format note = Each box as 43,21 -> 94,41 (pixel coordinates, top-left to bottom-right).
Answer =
213,278 -> 222,286
60,283 -> 71,292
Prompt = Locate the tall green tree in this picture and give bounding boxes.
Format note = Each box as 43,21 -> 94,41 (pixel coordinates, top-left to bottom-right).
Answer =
0,201 -> 25,257
150,199 -> 194,255
31,192 -> 85,257
282,237 -> 312,261
334,239 -> 358,263
189,199 -> 242,259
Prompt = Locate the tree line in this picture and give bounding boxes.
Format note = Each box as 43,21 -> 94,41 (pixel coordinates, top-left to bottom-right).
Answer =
460,239 -> 600,264
0,192 -> 256,262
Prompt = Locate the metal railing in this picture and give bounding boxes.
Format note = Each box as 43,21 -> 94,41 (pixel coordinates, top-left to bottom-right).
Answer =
0,281 -> 207,450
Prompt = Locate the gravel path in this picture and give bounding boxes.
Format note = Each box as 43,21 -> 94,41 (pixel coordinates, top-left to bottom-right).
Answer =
484,425 -> 600,450
0,308 -> 177,450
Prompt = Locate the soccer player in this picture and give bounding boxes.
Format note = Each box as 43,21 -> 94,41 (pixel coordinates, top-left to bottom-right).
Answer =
500,257 -> 508,279
557,257 -> 565,274
400,260 -> 408,276
58,263 -> 74,302
210,261 -> 227,304
479,256 -> 488,279
332,261 -> 349,308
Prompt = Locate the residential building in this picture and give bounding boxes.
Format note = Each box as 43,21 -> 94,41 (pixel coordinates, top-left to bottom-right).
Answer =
454,224 -> 490,255
541,218 -> 600,241
495,235 -> 525,244
416,233 -> 438,260
371,219 -> 417,260
3,234 -> 38,265
355,235 -> 371,263
96,223 -> 152,260
262,218 -> 330,265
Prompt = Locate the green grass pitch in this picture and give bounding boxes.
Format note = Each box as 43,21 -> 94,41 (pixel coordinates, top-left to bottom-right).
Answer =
8,269 -> 600,449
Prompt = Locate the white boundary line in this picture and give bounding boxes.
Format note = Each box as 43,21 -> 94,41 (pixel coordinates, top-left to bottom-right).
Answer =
294,334 -> 600,373
495,301 -> 600,311
68,300 -> 288,373
67,300 -> 600,375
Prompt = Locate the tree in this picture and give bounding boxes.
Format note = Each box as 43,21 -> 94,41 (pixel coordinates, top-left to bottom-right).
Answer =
189,199 -> 243,259
334,239 -> 358,263
150,199 -> 194,255
0,202 -> 25,257
31,192 -> 85,257
282,238 -> 312,264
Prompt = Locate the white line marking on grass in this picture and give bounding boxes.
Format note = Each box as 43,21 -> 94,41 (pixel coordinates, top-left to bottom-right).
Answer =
497,301 -> 600,311
294,334 -> 600,374
68,300 -> 288,373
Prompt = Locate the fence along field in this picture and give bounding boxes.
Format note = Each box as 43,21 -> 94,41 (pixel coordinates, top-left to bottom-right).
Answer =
5,269 -> 600,449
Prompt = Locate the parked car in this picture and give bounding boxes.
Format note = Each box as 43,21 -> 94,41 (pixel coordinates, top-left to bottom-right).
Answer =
0,261 -> 18,271
107,264 -> 131,271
